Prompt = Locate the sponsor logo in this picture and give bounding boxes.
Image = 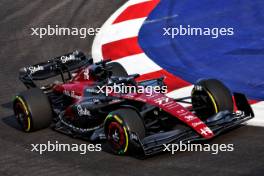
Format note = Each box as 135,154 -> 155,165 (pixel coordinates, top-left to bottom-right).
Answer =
25,65 -> 44,74
184,115 -> 197,121
63,90 -> 81,99
85,88 -> 98,94
109,99 -> 122,104
194,85 -> 203,91
60,54 -> 80,64
130,133 -> 139,141
177,109 -> 186,114
200,127 -> 213,135
192,121 -> 203,127
76,105 -> 91,116
154,97 -> 170,105
83,68 -> 90,80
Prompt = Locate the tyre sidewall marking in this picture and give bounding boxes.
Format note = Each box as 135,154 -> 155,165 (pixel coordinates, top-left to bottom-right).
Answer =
205,90 -> 219,113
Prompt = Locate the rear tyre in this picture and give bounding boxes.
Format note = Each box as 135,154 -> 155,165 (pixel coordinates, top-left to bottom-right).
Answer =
107,62 -> 128,77
191,79 -> 233,119
13,88 -> 52,132
104,108 -> 145,155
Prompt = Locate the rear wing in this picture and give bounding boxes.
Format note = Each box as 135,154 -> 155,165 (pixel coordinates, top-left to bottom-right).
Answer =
19,51 -> 93,88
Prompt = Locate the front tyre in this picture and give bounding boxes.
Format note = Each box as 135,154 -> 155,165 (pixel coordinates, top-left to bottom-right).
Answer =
104,108 -> 145,155
13,88 -> 52,132
191,79 -> 233,119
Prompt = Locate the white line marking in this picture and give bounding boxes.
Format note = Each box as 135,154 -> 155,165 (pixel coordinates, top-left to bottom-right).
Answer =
113,53 -> 161,75
246,101 -> 264,127
166,86 -> 193,107
100,18 -> 146,44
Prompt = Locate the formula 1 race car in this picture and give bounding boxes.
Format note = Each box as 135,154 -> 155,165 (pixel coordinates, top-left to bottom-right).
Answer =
13,51 -> 254,157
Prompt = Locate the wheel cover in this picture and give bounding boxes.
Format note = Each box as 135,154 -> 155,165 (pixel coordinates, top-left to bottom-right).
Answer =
105,114 -> 129,154
192,89 -> 218,119
108,122 -> 125,149
14,101 -> 31,132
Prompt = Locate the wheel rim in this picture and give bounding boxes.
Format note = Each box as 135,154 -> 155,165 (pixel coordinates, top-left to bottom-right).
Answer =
192,89 -> 218,119
108,121 -> 126,153
14,101 -> 30,131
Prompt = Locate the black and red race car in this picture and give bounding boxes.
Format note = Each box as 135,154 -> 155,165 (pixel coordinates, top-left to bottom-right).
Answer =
13,51 -> 254,157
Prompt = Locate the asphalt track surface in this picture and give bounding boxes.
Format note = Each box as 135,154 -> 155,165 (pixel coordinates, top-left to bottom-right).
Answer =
0,1 -> 263,176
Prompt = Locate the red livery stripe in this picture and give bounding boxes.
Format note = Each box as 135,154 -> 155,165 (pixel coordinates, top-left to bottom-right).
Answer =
113,0 -> 160,24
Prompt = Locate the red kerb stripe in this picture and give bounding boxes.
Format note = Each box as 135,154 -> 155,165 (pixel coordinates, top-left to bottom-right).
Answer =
137,69 -> 191,92
248,99 -> 259,105
102,37 -> 143,60
113,0 -> 160,24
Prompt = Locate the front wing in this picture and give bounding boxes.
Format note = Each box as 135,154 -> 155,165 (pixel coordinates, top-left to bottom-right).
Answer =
129,93 -> 254,157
